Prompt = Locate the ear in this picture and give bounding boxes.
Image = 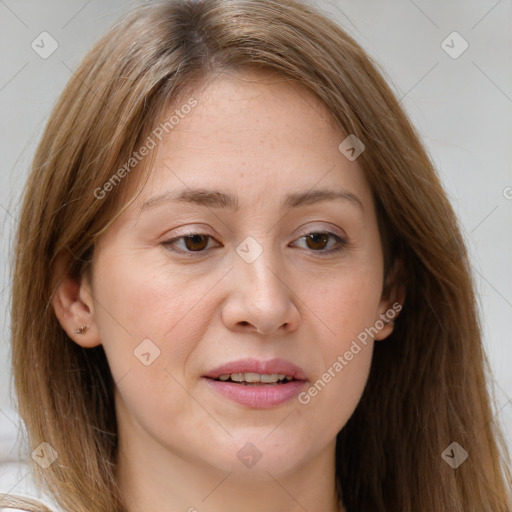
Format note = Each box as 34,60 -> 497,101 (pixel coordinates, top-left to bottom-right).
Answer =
374,257 -> 406,341
51,260 -> 101,348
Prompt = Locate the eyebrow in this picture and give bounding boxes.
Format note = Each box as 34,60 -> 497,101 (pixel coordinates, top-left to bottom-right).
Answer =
140,187 -> 364,213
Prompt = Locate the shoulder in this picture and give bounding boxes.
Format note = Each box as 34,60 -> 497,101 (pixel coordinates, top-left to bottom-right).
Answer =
0,460 -> 60,512
0,408 -> 61,512
1,509 -> 46,512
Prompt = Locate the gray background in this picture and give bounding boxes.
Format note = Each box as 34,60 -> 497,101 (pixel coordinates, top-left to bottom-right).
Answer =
1,0 -> 511,453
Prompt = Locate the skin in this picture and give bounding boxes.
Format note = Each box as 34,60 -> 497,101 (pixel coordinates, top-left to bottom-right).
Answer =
52,68 -> 401,512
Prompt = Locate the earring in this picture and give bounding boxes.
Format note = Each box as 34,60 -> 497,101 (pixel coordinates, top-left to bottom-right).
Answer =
76,325 -> 88,335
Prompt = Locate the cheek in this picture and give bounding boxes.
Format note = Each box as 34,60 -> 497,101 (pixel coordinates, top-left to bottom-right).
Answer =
310,261 -> 384,346
301,344 -> 373,448
93,252 -> 214,350
90,255 -> 213,436
296,263 -> 381,433
90,252 -> 224,413
296,321 -> 374,450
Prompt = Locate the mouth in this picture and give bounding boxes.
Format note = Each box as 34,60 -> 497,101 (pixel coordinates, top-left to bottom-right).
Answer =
203,357 -> 307,382
203,358 -> 308,408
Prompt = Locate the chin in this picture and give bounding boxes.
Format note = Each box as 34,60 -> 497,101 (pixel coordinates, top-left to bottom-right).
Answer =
197,432 -> 311,477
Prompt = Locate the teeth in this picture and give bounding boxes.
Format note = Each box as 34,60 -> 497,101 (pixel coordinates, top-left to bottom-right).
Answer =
245,372 -> 262,383
216,373 -> 294,383
260,374 -> 279,383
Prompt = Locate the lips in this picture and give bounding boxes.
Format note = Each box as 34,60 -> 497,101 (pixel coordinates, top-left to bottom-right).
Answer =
202,358 -> 308,408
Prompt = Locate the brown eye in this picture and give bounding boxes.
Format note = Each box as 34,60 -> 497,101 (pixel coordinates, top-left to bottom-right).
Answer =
163,230 -> 347,257
182,234 -> 210,251
304,233 -> 330,250
292,231 -> 347,254
162,233 -> 220,255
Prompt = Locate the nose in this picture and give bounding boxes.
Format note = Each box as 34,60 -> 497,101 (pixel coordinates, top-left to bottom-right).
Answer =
221,244 -> 301,335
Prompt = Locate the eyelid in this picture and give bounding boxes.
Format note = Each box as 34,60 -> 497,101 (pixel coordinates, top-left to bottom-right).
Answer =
168,222 -> 346,241
294,222 -> 346,240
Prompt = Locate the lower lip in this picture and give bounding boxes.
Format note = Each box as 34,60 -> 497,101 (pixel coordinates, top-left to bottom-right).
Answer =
203,378 -> 307,408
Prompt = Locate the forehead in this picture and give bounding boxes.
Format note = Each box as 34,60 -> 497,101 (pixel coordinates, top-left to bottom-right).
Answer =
125,68 -> 372,214
171,68 -> 341,149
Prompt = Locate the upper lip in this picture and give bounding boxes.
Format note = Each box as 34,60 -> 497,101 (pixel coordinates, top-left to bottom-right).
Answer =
204,358 -> 308,381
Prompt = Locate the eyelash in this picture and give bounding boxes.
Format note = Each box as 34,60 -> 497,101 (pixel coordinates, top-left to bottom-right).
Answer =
161,230 -> 349,257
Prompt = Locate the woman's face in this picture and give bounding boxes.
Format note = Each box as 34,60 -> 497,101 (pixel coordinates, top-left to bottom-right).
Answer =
64,69 -> 397,479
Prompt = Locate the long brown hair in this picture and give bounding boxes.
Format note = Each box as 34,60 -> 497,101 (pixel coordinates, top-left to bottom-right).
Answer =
8,0 -> 511,511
